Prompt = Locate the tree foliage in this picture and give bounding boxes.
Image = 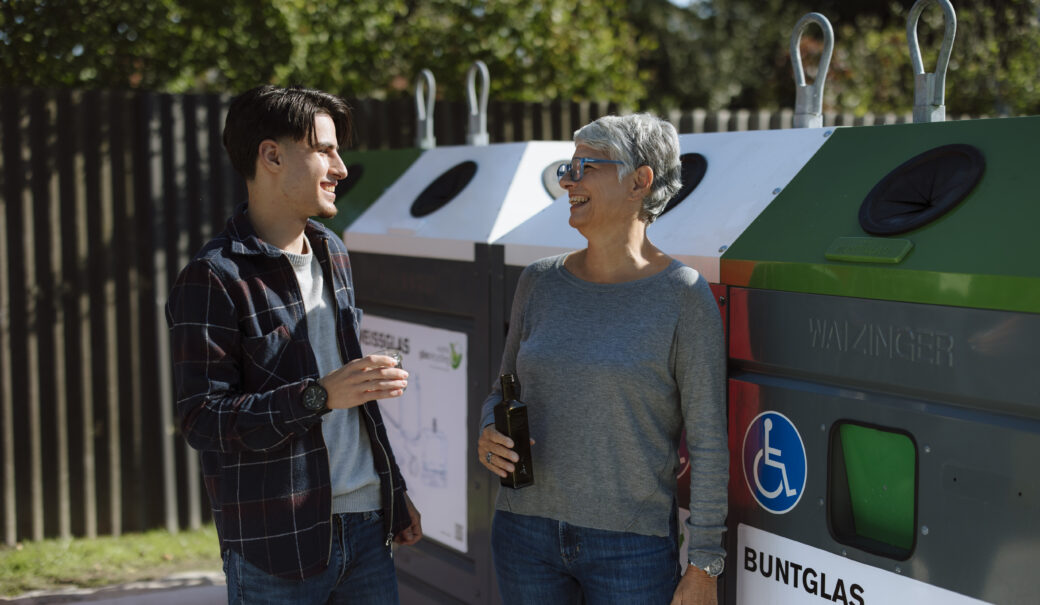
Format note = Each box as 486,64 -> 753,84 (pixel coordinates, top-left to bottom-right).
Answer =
0,0 -> 292,91
270,0 -> 650,105
647,0 -> 1040,116
2,0 -> 1039,116
815,0 -> 1040,116
1,0 -> 648,105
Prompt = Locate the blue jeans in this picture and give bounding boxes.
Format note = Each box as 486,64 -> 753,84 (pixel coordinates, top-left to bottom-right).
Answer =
492,510 -> 680,605
224,511 -> 399,604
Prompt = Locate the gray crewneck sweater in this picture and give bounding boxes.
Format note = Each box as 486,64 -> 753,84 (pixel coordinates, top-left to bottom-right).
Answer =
285,245 -> 381,514
480,254 -> 727,568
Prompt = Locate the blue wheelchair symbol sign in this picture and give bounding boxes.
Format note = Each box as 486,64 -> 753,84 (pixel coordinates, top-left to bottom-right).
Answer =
742,411 -> 806,514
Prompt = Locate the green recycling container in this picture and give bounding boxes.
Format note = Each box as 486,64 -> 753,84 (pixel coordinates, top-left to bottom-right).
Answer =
721,117 -> 1040,605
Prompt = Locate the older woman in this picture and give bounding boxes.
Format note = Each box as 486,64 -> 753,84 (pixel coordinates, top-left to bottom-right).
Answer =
477,114 -> 728,605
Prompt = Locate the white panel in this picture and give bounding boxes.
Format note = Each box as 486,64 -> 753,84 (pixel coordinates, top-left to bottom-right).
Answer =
346,141 -> 574,260
496,128 -> 834,279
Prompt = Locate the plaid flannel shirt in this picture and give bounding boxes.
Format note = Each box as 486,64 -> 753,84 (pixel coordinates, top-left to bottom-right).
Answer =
166,204 -> 408,580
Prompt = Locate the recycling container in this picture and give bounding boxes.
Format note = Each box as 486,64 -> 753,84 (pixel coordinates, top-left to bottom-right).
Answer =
720,116 -> 1040,605
343,140 -> 573,605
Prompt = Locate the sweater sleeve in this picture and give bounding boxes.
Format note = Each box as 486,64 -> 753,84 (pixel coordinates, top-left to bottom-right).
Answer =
674,273 -> 729,567
478,261 -> 542,435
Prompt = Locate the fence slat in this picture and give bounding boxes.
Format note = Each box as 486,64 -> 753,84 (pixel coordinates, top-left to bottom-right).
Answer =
180,96 -> 203,531
29,90 -> 71,540
132,92 -> 180,536
100,90 -> 123,538
24,92 -> 48,543
4,89 -> 45,542
110,91 -> 146,531
1,91 -> 17,547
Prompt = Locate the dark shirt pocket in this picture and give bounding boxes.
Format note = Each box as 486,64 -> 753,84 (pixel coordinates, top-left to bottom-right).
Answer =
241,325 -> 293,391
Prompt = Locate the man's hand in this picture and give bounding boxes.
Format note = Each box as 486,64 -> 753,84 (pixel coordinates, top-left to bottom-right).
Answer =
670,566 -> 717,605
321,354 -> 408,409
394,493 -> 422,546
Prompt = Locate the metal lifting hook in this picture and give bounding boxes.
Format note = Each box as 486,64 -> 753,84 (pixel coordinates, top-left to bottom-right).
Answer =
466,60 -> 490,146
414,69 -> 436,149
790,12 -> 834,129
907,0 -> 957,123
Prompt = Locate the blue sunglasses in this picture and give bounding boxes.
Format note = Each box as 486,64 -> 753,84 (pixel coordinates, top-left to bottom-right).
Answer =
556,157 -> 625,183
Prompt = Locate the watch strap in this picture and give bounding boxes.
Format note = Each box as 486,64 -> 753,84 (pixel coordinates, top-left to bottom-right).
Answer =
690,556 -> 725,577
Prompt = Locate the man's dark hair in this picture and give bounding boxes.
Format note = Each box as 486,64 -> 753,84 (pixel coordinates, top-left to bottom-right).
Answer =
222,85 -> 353,180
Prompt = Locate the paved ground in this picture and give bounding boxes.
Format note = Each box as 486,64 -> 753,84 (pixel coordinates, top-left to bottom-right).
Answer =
1,572 -> 225,605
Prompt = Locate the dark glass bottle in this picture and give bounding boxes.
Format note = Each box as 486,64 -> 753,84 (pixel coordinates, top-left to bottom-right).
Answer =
494,373 -> 534,489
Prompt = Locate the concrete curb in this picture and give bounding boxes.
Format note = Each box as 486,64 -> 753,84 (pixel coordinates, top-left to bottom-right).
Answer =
2,572 -> 225,604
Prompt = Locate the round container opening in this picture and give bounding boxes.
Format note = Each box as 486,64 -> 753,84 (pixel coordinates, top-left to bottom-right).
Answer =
660,153 -> 708,218
542,160 -> 569,200
335,163 -> 365,199
410,161 -> 478,218
859,144 -> 984,236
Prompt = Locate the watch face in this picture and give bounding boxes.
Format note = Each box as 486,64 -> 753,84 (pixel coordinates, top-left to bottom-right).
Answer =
304,384 -> 327,410
706,558 -> 724,577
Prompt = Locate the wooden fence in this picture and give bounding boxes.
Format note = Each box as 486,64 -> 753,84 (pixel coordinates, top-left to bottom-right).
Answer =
0,88 -> 955,545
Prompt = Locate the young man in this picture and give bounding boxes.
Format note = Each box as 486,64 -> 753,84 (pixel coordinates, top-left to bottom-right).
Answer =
166,85 -> 421,604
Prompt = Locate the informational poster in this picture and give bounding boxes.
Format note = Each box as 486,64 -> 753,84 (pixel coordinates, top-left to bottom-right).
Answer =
361,315 -> 469,553
737,524 -> 992,605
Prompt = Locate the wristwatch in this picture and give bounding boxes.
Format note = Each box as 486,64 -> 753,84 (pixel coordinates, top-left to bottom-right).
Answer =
302,380 -> 329,412
691,556 -> 725,577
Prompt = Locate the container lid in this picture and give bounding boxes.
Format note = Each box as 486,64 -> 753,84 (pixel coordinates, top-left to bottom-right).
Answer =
496,128 -> 833,283
721,117 -> 1040,313
346,141 -> 574,261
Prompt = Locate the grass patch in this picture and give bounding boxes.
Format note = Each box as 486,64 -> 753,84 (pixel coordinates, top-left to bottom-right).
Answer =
0,525 -> 222,597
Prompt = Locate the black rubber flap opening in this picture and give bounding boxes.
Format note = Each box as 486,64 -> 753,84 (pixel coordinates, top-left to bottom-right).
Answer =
410,161 -> 477,218
542,160 -> 568,199
859,144 -> 984,235
660,153 -> 707,217
335,163 -> 364,198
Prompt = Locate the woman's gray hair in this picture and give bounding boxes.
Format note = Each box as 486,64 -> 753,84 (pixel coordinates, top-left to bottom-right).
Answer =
574,113 -> 682,224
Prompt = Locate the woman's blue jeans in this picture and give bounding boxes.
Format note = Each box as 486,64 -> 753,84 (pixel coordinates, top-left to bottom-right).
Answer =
492,510 -> 680,605
223,511 -> 398,605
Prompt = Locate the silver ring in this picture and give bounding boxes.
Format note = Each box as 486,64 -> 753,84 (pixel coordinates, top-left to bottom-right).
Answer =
485,452 -> 493,463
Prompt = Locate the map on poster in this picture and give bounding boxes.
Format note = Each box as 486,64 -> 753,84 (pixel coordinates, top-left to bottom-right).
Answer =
361,315 -> 469,553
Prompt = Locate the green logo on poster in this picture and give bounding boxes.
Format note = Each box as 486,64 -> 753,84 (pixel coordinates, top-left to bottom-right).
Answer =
450,343 -> 463,369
